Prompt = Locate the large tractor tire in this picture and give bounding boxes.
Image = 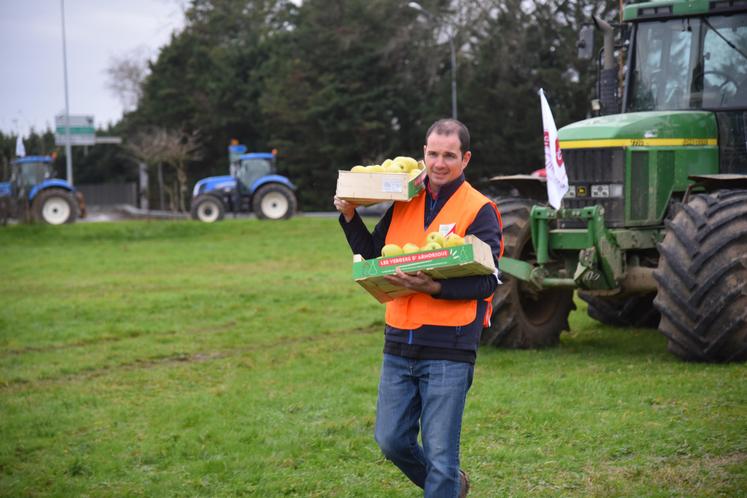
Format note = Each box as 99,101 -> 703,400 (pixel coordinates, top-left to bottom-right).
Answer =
481,197 -> 575,348
191,195 -> 225,223
252,184 -> 296,220
654,189 -> 747,362
578,291 -> 659,328
32,188 -> 78,225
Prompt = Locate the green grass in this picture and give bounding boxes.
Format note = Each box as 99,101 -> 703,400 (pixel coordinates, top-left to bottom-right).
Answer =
1,218 -> 745,497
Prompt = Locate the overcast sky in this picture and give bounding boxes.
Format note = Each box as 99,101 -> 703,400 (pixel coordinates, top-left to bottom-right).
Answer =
0,0 -> 185,136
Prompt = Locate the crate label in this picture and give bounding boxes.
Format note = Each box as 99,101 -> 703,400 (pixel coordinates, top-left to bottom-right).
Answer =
381,178 -> 404,193
377,249 -> 450,267
439,223 -> 456,237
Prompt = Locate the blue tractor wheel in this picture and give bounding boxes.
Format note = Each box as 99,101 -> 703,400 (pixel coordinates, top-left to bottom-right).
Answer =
32,188 -> 78,225
252,184 -> 297,220
191,195 -> 225,223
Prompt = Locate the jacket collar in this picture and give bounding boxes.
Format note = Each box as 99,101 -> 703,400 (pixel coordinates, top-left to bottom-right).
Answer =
425,174 -> 465,201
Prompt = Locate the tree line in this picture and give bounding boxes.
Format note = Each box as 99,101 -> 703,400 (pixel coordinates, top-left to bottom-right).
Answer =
2,0 -> 618,211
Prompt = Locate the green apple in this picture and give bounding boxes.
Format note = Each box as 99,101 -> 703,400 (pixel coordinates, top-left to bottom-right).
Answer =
350,165 -> 367,173
444,234 -> 465,247
425,231 -> 445,248
403,242 -> 420,254
421,241 -> 442,251
381,243 -> 404,257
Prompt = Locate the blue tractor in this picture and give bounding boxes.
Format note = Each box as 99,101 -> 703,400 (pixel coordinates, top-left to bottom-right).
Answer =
190,143 -> 297,222
0,155 -> 83,225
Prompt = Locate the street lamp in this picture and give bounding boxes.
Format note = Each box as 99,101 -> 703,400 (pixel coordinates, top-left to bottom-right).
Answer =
408,1 -> 458,120
60,0 -> 73,185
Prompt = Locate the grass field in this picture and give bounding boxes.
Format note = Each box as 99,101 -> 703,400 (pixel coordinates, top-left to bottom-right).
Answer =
1,218 -> 745,497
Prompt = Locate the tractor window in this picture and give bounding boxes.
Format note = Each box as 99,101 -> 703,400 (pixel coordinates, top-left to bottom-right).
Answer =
236,158 -> 272,189
630,18 -> 698,111
701,13 -> 747,108
630,14 -> 747,112
17,163 -> 49,187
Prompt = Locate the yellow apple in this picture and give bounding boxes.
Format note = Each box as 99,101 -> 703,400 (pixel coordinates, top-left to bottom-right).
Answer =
366,165 -> 384,173
408,168 -> 423,180
389,161 -> 407,173
444,234 -> 465,247
425,231 -> 445,248
350,165 -> 367,173
385,162 -> 406,173
403,242 -> 420,254
381,244 -> 404,257
381,159 -> 393,169
394,156 -> 419,171
421,241 -> 442,251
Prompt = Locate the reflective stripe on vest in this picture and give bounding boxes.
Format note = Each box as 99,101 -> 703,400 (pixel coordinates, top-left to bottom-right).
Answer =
384,181 -> 499,329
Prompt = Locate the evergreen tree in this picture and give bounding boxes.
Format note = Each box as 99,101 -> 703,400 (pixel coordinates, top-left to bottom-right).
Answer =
258,0 -> 440,209
119,0 -> 615,210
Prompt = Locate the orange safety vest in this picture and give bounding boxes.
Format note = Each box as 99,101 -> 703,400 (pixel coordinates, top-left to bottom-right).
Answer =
385,181 -> 502,330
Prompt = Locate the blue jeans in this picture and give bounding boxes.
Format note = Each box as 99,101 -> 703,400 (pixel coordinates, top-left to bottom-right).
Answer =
375,354 -> 474,498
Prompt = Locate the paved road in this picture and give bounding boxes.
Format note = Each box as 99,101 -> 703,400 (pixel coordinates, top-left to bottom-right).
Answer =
79,205 -> 388,223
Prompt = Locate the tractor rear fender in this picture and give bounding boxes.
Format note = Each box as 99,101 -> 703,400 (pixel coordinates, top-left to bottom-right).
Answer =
29,180 -> 74,202
685,174 -> 747,201
488,174 -> 547,202
249,175 -> 296,194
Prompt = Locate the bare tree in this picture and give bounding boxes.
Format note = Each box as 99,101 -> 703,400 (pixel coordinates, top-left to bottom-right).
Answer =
124,127 -> 202,212
106,47 -> 150,111
160,130 -> 202,212
125,127 -> 169,210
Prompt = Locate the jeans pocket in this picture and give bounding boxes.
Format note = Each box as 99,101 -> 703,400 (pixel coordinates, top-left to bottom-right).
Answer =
426,360 -> 473,392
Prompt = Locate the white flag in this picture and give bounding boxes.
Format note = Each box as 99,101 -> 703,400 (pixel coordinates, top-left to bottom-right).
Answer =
539,89 -> 568,209
16,135 -> 26,158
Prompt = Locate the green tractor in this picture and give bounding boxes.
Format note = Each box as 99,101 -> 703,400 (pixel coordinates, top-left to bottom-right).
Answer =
484,0 -> 747,362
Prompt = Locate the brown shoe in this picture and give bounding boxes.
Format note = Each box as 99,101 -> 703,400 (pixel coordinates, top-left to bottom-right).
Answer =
459,469 -> 470,497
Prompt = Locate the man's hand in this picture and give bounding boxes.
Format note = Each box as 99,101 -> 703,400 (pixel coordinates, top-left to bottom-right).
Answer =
333,196 -> 358,223
384,268 -> 442,295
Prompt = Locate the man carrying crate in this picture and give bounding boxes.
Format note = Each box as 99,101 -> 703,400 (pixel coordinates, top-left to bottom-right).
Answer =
334,119 -> 502,498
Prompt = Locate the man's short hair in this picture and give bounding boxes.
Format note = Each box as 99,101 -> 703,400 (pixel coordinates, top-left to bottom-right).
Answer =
425,119 -> 470,154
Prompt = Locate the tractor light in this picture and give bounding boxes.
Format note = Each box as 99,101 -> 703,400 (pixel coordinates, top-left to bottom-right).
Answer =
590,184 -> 624,198
591,184 -> 609,198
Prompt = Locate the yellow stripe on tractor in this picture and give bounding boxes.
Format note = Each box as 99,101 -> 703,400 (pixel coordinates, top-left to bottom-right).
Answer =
559,138 -> 718,149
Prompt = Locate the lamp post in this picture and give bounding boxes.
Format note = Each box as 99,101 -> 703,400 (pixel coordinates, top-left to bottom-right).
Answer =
408,2 -> 458,120
60,0 -> 73,185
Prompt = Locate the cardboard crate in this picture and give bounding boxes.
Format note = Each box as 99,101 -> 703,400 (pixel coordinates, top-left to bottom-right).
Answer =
336,169 -> 426,205
352,235 -> 497,303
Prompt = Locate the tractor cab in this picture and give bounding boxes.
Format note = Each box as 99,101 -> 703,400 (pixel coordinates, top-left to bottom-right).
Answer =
230,151 -> 277,192
626,11 -> 747,173
11,156 -> 55,188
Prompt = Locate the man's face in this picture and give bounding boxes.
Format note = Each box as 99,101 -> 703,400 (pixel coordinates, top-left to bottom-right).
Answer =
423,132 -> 471,191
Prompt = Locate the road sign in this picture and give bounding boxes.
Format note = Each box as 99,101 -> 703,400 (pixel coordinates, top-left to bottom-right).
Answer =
55,114 -> 96,146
